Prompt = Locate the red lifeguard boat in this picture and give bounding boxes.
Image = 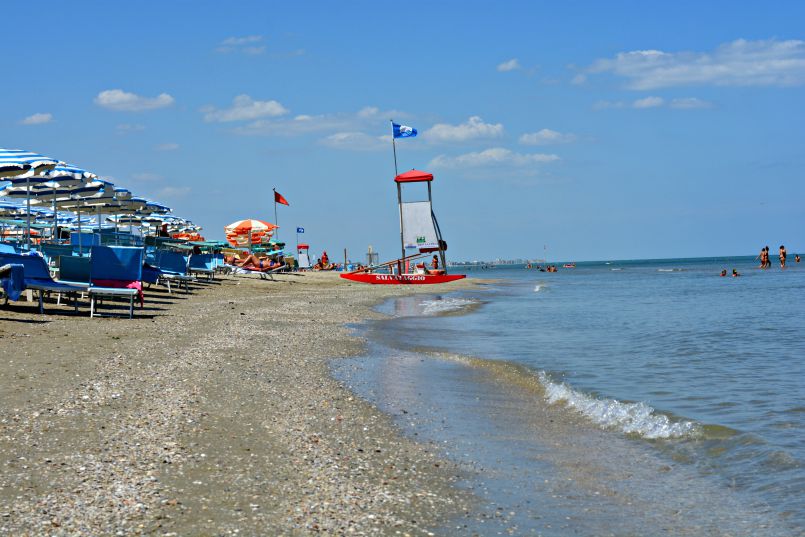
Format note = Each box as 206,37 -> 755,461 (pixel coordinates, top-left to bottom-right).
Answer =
340,169 -> 465,285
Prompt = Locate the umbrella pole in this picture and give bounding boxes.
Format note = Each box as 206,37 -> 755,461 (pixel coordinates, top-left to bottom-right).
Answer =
76,205 -> 82,255
52,185 -> 57,243
25,177 -> 31,250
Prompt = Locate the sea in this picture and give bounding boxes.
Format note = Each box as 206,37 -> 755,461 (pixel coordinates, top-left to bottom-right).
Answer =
331,256 -> 804,536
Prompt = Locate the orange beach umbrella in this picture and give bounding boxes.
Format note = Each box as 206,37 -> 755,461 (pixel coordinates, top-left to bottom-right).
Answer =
224,218 -> 278,247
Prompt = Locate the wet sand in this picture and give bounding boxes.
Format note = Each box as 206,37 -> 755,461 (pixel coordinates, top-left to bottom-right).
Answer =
0,273 -> 478,535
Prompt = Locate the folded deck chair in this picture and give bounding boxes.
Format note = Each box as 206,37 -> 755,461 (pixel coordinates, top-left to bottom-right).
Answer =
88,246 -> 144,319
0,252 -> 87,313
188,253 -> 215,280
155,250 -> 193,293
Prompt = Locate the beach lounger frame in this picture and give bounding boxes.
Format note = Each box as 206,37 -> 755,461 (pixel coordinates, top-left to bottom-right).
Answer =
225,264 -> 285,280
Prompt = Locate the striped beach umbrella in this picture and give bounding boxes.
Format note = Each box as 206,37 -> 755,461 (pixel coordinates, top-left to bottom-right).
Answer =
224,218 -> 278,248
0,148 -> 63,247
0,148 -> 60,179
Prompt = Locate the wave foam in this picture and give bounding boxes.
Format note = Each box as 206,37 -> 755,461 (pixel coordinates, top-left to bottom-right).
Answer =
538,373 -> 697,439
420,297 -> 478,316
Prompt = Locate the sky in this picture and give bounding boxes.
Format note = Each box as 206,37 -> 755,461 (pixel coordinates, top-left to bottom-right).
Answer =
2,1 -> 804,262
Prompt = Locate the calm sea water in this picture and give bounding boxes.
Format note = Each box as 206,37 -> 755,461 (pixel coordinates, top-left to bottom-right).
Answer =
332,256 -> 804,536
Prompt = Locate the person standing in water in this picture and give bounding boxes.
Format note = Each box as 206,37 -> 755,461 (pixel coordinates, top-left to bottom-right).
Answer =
757,246 -> 766,268
779,245 -> 787,269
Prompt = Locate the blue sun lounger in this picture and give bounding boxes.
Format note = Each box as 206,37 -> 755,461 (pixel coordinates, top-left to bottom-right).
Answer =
154,250 -> 193,293
88,246 -> 144,319
188,253 -> 215,280
0,252 -> 87,313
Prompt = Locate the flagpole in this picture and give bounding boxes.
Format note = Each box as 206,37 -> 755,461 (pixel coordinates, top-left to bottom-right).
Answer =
273,188 -> 279,243
390,119 -> 399,177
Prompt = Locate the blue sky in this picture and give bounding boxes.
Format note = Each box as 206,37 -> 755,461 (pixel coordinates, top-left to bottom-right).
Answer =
2,1 -> 804,261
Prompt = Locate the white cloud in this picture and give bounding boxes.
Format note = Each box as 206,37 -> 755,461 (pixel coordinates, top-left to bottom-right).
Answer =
593,100 -> 625,110
669,97 -> 712,109
20,113 -> 53,125
95,89 -> 175,111
217,35 -> 266,54
519,128 -> 576,145
201,95 -> 288,122
632,96 -> 664,108
158,186 -> 191,198
320,132 -> 388,151
356,106 -> 404,120
222,35 -> 263,46
571,73 -> 587,85
586,38 -> 805,89
425,116 -> 504,143
232,106 -> 408,136
497,58 -> 521,72
155,143 -> 180,151
595,97 -> 712,110
132,172 -> 162,182
429,147 -> 559,169
116,123 -> 146,134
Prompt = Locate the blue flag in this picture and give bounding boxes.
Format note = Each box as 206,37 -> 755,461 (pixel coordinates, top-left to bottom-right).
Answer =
392,122 -> 417,138
296,227 -> 305,233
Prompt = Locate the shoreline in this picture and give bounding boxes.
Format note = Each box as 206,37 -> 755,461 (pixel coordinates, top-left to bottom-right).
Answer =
0,272 -> 481,535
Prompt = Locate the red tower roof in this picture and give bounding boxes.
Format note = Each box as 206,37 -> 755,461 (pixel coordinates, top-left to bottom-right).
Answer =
394,169 -> 434,183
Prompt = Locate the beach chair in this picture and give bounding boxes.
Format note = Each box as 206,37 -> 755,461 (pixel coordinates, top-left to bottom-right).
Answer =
0,252 -> 87,313
188,253 -> 215,280
88,246 -> 144,319
58,255 -> 91,285
55,255 -> 91,306
141,263 -> 161,285
154,250 -> 193,293
227,263 -> 286,280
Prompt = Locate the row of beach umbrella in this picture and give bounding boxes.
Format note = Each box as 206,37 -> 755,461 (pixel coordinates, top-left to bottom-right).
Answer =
0,147 -> 194,247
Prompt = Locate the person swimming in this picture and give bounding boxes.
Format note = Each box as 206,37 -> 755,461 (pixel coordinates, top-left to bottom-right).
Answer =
732,269 -> 740,277
720,269 -> 727,277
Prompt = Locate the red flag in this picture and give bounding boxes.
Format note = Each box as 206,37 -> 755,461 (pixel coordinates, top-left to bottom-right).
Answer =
274,190 -> 289,206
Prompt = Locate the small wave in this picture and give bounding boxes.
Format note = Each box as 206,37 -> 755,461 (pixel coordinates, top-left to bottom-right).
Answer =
611,268 -> 623,271
420,297 -> 479,316
657,268 -> 684,272
534,284 -> 544,293
537,373 -> 698,439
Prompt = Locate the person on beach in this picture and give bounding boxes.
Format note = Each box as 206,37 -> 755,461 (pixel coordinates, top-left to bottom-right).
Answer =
779,245 -> 787,269
732,269 -> 740,277
321,251 -> 330,266
756,246 -> 766,268
226,253 -> 282,271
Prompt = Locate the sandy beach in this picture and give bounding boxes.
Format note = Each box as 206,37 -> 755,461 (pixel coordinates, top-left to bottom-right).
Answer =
0,273 -> 478,536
